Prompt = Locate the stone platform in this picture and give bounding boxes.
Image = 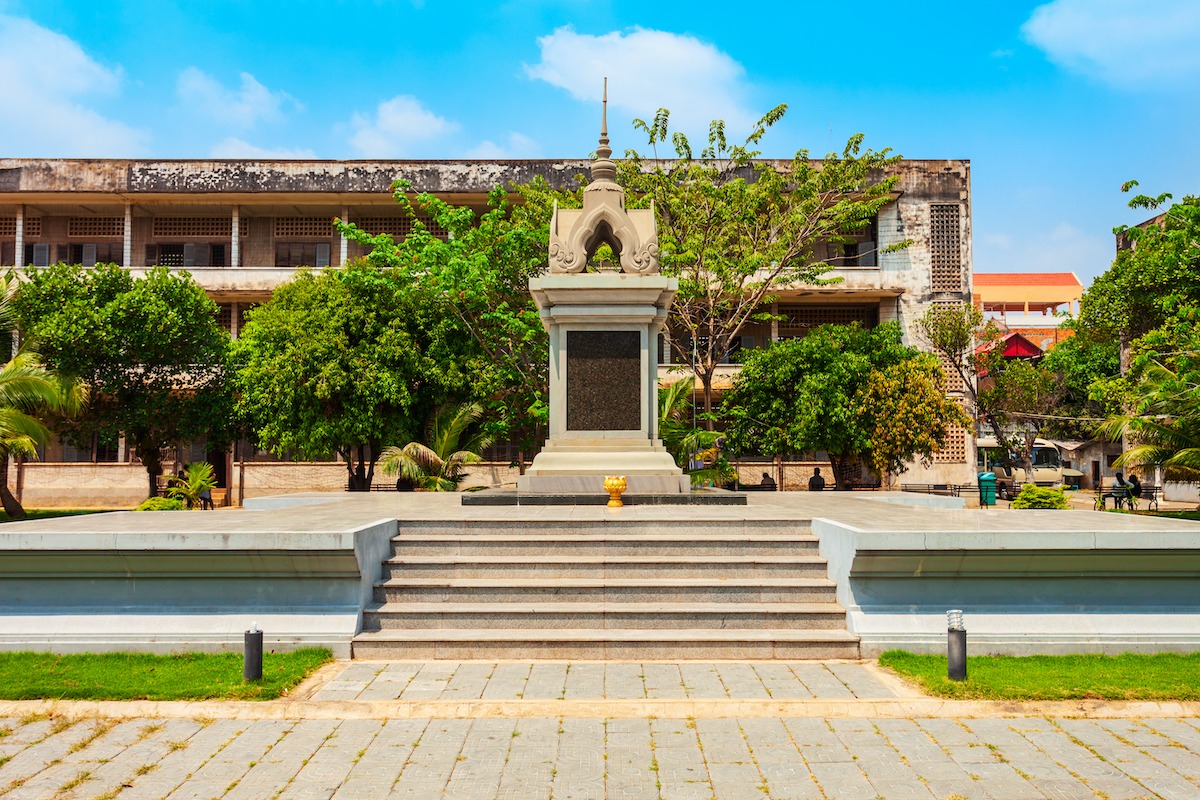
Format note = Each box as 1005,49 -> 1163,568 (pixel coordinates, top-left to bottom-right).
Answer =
461,488 -> 746,505
0,490 -> 1197,658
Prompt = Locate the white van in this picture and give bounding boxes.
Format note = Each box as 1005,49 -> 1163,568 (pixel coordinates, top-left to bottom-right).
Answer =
976,437 -> 1064,499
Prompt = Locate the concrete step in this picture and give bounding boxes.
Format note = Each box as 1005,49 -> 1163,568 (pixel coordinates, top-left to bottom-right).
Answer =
395,519 -> 811,537
361,602 -> 848,630
382,555 -> 830,580
374,577 -> 838,604
351,628 -> 861,660
391,534 -> 820,557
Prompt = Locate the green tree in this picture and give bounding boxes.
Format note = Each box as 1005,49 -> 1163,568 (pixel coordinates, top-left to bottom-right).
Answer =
1077,188 -> 1200,366
857,355 -> 971,485
722,322 -> 955,485
1099,355 -> 1200,482
378,402 -> 494,491
1036,330 -> 1120,439
620,106 -> 904,422
233,260 -> 464,491
15,263 -> 230,499
339,183 -> 553,467
657,376 -> 735,487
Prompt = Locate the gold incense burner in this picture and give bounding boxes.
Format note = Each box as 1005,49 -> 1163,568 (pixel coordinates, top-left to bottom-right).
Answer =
603,475 -> 628,508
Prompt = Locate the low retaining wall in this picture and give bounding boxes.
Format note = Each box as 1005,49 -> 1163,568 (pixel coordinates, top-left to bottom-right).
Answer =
815,512 -> 1200,656
0,508 -> 397,657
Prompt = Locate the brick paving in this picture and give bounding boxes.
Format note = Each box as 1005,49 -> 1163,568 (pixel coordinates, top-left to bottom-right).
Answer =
0,662 -> 1197,799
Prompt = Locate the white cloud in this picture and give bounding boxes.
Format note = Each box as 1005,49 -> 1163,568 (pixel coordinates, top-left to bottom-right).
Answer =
975,221 -> 1110,282
465,132 -> 540,159
0,14 -> 146,156
209,137 -> 316,159
525,26 -> 755,141
1023,0 -> 1200,86
178,68 -> 297,128
348,95 -> 459,157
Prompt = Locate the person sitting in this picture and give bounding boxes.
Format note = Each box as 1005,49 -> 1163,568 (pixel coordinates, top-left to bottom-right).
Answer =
1111,471 -> 1130,509
808,467 -> 826,492
759,471 -> 776,491
1128,473 -> 1142,502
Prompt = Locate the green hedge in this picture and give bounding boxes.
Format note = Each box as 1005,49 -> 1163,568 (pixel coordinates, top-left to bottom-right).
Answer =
1010,484 -> 1069,509
134,497 -> 185,512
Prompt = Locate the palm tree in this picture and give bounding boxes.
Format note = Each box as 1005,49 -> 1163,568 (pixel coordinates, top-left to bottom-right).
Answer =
0,352 -> 87,518
379,402 -> 494,491
165,461 -> 218,509
1099,361 -> 1200,481
0,270 -> 87,518
658,376 -> 736,487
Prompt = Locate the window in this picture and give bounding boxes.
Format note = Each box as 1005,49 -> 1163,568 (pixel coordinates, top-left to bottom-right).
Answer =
146,243 -> 226,267
929,204 -> 963,292
69,243 -> 123,266
276,242 -> 331,268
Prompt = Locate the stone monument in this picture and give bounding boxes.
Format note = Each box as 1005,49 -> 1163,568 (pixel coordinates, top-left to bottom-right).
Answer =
518,83 -> 689,494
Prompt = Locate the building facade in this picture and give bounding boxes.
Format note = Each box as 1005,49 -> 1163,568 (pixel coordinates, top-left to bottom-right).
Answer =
0,157 -> 973,505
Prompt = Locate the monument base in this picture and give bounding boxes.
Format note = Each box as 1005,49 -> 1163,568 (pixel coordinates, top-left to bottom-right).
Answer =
518,440 -> 689,494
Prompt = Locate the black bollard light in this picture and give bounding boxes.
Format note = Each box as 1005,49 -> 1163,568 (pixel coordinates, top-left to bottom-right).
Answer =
244,622 -> 263,682
947,609 -> 967,681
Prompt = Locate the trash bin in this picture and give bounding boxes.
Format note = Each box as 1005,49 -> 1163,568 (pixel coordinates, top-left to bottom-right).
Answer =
977,472 -> 996,507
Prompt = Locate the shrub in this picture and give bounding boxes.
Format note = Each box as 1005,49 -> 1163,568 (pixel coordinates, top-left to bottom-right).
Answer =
1010,484 -> 1069,509
135,497 -> 185,512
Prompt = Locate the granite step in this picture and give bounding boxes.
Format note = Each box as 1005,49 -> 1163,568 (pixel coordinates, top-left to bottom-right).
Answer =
395,519 -> 811,537
390,534 -> 820,557
361,601 -> 848,630
351,628 -> 861,660
382,555 -> 830,580
374,577 -> 839,604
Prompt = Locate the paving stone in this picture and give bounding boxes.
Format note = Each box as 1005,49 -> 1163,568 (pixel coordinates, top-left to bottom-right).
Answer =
751,662 -> 813,699
227,719 -> 337,800
782,718 -> 841,747
441,662 -> 496,700
642,663 -> 687,699
169,719 -> 293,800
121,719 -> 252,800
482,662 -> 532,699
604,663 -> 647,699
399,662 -> 458,700
443,718 -> 516,800
713,663 -> 770,699
333,719 -> 428,799
551,718 -> 604,800
495,717 -> 559,800
562,662 -> 604,699
526,661 -> 569,699
389,719 -> 472,800
679,663 -> 727,698
789,663 -> 853,698
6,718 -> 144,800
695,718 -> 753,764
806,760 -> 877,799
825,662 -> 897,699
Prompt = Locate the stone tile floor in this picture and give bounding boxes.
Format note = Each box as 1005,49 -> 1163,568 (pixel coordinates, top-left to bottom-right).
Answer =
2,659 -> 1198,799
311,661 -> 903,702
3,711 -> 1200,799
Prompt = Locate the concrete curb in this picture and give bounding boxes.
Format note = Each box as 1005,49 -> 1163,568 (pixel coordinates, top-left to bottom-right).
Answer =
3,696 -> 1198,720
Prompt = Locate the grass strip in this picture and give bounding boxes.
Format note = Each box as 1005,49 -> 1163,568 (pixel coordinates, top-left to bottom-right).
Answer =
0,648 -> 332,701
879,650 -> 1200,701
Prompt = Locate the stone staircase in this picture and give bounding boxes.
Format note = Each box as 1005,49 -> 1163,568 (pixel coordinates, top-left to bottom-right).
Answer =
352,517 -> 859,659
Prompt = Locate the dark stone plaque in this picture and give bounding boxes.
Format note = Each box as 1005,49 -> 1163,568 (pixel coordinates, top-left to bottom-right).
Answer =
566,331 -> 641,431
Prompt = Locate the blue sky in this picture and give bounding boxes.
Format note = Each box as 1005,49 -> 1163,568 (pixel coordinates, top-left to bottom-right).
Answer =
2,0 -> 1198,284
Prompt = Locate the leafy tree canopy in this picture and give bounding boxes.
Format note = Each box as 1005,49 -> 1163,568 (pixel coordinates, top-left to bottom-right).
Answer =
722,322 -> 962,484
339,183 -> 554,461
15,263 -> 229,498
617,107 -> 905,420
232,259 -> 469,491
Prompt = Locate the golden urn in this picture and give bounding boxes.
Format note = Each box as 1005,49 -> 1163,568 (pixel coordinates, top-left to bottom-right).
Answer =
603,475 -> 628,508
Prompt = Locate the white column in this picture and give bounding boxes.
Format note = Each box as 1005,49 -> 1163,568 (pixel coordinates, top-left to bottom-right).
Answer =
14,205 -> 23,267
231,302 -> 240,339
770,302 -> 779,342
123,203 -> 133,267
231,206 -> 240,267
340,206 -> 349,266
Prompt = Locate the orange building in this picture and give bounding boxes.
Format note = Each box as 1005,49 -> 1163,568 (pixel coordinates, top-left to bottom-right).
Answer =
973,272 -> 1083,350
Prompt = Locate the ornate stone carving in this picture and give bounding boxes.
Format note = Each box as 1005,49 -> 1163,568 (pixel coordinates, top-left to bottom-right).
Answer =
547,80 -> 660,276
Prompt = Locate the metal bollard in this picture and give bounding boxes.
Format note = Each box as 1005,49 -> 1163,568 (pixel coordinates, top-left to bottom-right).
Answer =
244,622 -> 263,682
947,610 -> 967,681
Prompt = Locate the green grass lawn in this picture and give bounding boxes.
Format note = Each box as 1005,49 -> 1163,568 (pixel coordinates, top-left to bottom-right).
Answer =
0,509 -> 116,523
879,650 -> 1200,701
0,649 -> 332,701
1144,510 -> 1200,522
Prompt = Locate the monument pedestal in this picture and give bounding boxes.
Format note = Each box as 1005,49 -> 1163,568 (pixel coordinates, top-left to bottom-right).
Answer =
519,274 -> 688,494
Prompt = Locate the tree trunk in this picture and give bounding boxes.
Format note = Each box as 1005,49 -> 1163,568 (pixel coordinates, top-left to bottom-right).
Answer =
347,443 -> 369,491
135,441 -> 163,499
700,370 -> 716,431
0,457 -> 25,519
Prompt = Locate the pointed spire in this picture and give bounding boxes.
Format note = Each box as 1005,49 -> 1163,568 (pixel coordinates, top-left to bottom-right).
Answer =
591,76 -> 617,183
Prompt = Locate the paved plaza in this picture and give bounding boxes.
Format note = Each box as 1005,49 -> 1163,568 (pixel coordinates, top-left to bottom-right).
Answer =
2,661 -> 1199,799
